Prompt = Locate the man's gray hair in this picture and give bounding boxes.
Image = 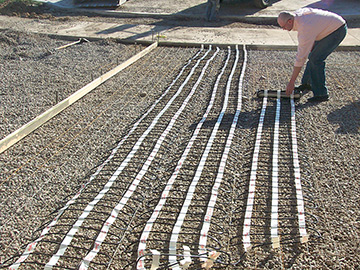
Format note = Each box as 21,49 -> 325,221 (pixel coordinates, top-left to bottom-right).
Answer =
278,11 -> 295,24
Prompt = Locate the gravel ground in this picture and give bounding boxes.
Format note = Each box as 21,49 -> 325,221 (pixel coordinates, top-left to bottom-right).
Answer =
0,4 -> 360,270
244,49 -> 360,269
0,29 -> 143,139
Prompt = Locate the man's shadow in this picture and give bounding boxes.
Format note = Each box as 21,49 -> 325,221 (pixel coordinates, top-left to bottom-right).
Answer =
327,100 -> 360,134
294,97 -> 359,134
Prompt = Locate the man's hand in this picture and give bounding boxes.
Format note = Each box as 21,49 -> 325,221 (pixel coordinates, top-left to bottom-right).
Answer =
286,81 -> 295,96
286,66 -> 302,96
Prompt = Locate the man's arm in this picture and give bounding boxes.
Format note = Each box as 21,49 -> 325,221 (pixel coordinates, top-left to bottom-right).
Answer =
286,66 -> 302,95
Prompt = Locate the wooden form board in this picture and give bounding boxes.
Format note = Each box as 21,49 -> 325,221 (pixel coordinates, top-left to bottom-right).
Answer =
0,41 -> 158,154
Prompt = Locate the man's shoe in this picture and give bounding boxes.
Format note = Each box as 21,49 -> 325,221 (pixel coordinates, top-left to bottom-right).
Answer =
294,84 -> 311,95
308,95 -> 329,102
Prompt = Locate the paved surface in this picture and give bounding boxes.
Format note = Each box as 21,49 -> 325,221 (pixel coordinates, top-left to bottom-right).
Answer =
40,0 -> 360,19
1,0 -> 360,47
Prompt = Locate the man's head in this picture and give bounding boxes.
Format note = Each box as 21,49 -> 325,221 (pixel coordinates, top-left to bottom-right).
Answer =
277,11 -> 295,31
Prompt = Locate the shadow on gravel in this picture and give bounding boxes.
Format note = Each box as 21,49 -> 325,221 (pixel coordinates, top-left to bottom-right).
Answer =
188,111 -> 259,131
327,100 -> 360,134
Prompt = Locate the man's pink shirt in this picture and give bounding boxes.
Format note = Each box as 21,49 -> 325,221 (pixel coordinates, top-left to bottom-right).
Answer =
292,8 -> 346,67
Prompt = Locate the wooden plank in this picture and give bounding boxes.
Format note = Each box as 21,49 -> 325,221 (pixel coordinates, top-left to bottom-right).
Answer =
0,41 -> 158,154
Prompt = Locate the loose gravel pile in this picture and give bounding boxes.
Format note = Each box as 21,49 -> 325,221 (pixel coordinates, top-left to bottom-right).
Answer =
0,17 -> 359,270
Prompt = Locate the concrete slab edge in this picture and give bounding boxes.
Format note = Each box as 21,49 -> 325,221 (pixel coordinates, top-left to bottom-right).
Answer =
36,33 -> 360,51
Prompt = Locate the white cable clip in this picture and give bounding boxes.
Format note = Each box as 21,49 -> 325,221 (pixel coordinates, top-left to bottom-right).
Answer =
179,246 -> 192,269
150,249 -> 160,270
201,251 -> 221,270
264,89 -> 268,97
